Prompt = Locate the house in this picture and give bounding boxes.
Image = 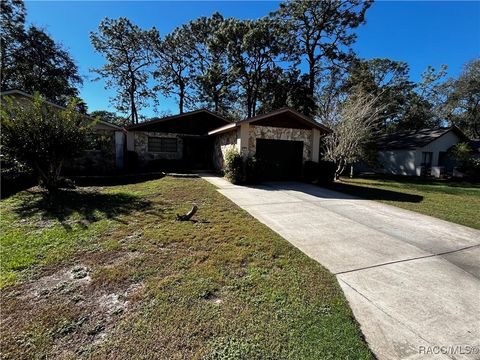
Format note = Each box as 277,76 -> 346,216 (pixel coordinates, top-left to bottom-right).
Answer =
0,90 -> 125,173
375,126 -> 469,177
126,107 -> 331,180
209,108 -> 330,180
125,109 -> 231,170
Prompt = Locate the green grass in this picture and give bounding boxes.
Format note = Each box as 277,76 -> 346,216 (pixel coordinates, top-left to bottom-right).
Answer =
0,177 -> 373,359
328,175 -> 480,229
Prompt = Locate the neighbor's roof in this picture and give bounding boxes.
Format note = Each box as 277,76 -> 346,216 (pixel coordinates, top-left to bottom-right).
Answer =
125,108 -> 230,130
1,89 -> 123,130
208,107 -> 331,135
376,126 -> 469,150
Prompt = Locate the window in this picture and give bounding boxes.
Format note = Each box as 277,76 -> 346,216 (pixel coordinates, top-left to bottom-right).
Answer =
421,152 -> 433,168
148,137 -> 177,153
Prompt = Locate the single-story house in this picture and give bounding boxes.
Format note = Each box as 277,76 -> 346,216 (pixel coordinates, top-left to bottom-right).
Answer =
208,108 -> 330,179
125,109 -> 231,170
126,107 -> 330,180
1,90 -> 125,173
374,126 -> 469,177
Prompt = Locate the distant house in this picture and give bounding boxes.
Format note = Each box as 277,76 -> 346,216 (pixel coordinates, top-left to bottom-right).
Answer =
1,90 -> 125,173
126,107 -> 330,180
375,126 -> 469,177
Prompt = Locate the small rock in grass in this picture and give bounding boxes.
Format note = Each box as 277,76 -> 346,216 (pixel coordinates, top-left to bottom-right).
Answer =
71,266 -> 89,279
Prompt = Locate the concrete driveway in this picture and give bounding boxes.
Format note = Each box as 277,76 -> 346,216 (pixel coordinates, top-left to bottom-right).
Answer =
202,175 -> 480,360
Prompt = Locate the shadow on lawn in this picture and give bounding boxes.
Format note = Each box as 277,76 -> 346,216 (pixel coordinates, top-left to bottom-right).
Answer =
327,182 -> 423,203
13,189 -> 161,230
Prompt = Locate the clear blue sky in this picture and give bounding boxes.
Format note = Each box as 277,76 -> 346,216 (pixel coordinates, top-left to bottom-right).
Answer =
26,1 -> 480,118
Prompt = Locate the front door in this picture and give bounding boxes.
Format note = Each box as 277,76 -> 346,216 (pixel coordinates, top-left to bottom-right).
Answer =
182,137 -> 213,170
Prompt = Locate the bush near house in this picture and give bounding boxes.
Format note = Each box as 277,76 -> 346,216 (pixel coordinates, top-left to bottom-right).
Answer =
224,148 -> 244,184
303,160 -> 337,184
0,93 -> 93,195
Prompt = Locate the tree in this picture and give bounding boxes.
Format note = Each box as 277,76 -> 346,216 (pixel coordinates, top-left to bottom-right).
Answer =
90,17 -> 158,124
14,27 -> 83,102
1,0 -> 83,105
322,91 -> 386,179
184,13 -> 235,114
273,0 -> 372,115
344,58 -> 413,130
219,18 -> 282,118
0,0 -> 26,90
445,59 -> 480,138
153,27 -> 194,114
257,68 -> 311,115
1,93 -> 93,194
90,110 -> 128,127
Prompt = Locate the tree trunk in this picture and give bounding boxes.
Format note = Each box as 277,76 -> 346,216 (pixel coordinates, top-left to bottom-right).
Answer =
176,205 -> 198,221
306,55 -> 316,116
130,89 -> 136,125
179,84 -> 185,114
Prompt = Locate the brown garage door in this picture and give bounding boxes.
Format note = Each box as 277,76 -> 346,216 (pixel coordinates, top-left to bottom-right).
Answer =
256,139 -> 303,181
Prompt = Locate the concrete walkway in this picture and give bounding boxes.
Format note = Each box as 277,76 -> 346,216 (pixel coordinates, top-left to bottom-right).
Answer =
201,175 -> 480,360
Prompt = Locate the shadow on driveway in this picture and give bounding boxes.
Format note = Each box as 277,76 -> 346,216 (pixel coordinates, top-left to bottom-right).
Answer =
254,181 -> 424,203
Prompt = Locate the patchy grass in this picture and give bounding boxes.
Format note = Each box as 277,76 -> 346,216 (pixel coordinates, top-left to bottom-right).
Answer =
329,175 -> 480,229
0,177 -> 373,359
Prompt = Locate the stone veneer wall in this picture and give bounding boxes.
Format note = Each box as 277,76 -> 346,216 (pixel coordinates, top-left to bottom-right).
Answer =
212,129 -> 239,172
134,131 -> 183,165
248,125 -> 313,161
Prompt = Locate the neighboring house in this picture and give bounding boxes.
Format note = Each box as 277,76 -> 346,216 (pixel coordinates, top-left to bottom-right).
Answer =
1,90 -> 125,173
126,107 -> 330,180
375,126 -> 469,177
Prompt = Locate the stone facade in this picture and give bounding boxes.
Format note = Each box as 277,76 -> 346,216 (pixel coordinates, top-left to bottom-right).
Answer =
212,125 -> 315,172
248,125 -> 313,162
212,129 -> 239,171
133,131 -> 184,166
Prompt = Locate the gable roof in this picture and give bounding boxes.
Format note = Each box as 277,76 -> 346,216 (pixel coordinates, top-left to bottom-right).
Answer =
0,89 -> 123,130
125,108 -> 230,131
208,108 -> 331,135
376,126 -> 469,150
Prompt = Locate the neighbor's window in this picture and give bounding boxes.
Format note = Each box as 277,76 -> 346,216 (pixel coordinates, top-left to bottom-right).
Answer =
148,137 -> 177,152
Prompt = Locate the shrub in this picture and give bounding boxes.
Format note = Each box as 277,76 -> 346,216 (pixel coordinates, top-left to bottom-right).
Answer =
303,161 -> 318,182
245,156 -> 263,184
224,148 -> 243,184
303,160 -> 336,184
1,93 -> 93,195
125,151 -> 139,171
318,160 -> 337,184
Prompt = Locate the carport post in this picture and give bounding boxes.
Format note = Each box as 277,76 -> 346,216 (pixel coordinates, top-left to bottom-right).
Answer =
240,123 -> 250,159
312,129 -> 321,162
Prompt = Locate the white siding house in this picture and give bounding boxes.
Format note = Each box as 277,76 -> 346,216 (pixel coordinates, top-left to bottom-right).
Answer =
376,127 -> 468,178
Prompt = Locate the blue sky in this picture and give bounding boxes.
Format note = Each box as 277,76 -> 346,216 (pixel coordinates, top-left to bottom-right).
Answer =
26,1 -> 480,117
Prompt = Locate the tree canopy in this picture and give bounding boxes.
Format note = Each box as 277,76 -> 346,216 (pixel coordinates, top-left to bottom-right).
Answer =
1,0 -> 83,105
90,17 -> 158,124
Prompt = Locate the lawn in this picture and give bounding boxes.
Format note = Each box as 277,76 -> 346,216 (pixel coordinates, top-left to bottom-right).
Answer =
0,177 -> 373,359
329,175 -> 480,229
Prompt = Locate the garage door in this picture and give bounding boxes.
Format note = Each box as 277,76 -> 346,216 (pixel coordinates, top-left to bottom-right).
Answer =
256,139 -> 303,181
